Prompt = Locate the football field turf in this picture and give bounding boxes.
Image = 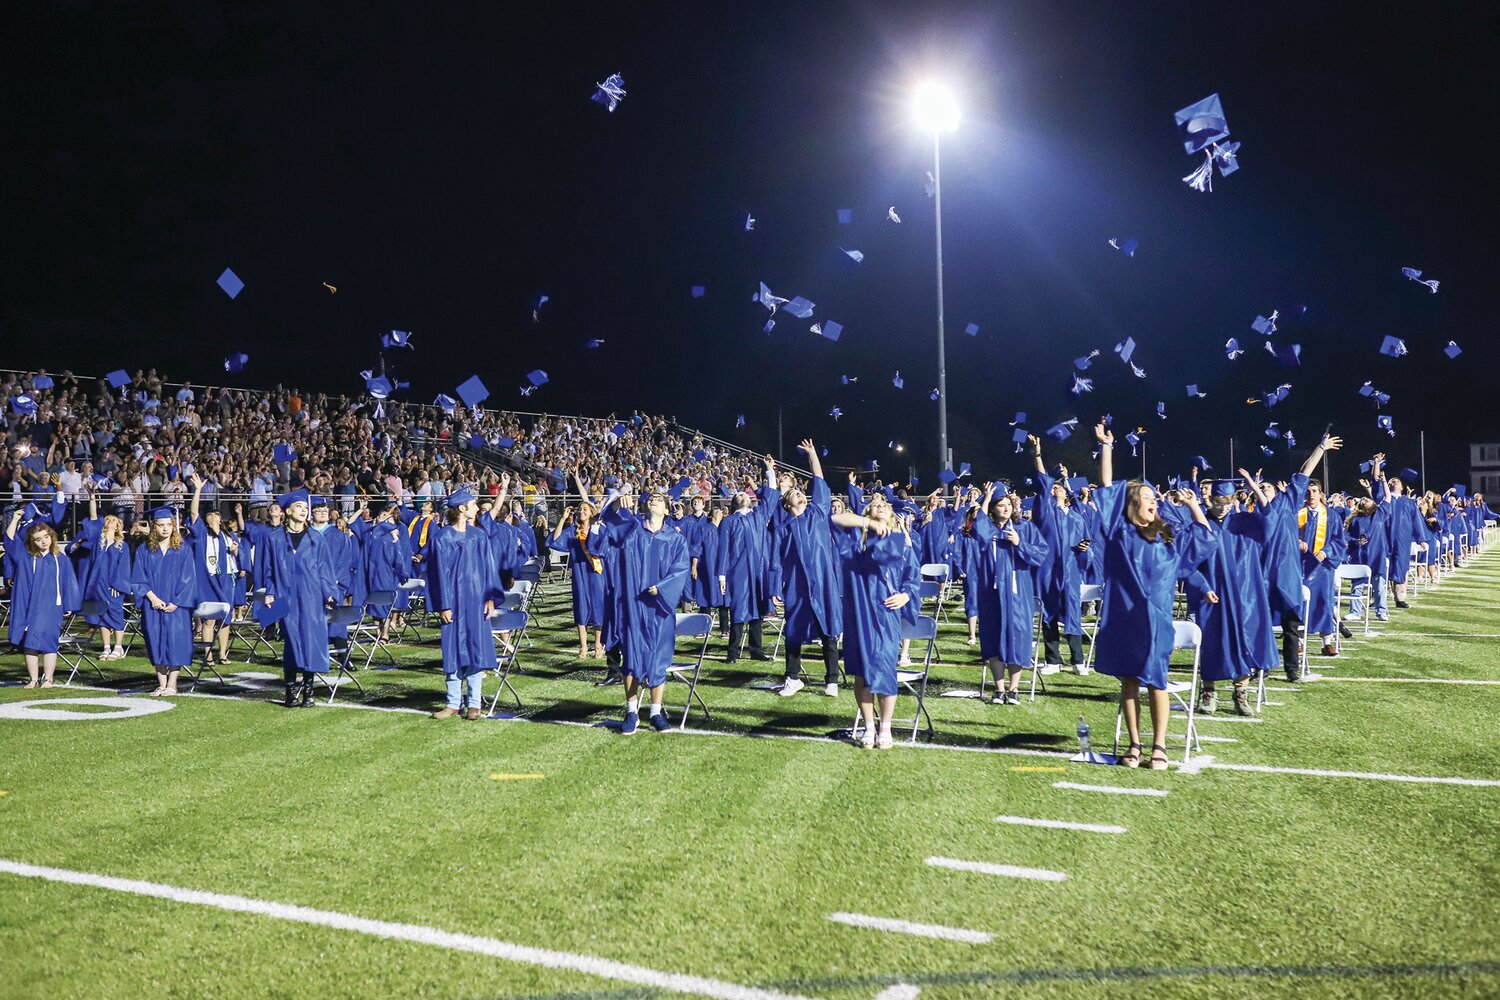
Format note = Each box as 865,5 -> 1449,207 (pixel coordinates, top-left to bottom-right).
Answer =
3,549 -> 1499,999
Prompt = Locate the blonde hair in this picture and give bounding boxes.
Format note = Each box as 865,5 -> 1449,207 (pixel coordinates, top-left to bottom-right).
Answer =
101,514 -> 125,546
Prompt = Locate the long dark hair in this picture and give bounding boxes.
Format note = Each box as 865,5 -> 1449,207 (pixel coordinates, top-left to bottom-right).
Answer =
1127,481 -> 1174,544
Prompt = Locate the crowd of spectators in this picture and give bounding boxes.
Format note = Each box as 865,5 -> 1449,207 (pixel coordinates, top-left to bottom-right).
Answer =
0,368 -> 782,531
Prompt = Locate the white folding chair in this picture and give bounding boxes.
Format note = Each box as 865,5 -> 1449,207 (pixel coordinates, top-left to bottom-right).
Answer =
486,608 -> 528,714
1334,564 -> 1372,652
851,615 -> 938,744
1079,583 -> 1104,672
186,602 -> 233,691
1262,584 -> 1312,707
666,612 -> 713,728
1114,620 -> 1202,764
323,604 -> 367,704
1408,543 -> 1424,597
1028,607 -> 1054,702
920,563 -> 952,623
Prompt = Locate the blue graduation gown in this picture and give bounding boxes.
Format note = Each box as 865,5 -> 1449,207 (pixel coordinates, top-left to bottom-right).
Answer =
131,542 -> 197,667
355,519 -> 411,616
427,524 -> 501,678
261,527 -> 339,673
687,514 -> 722,608
774,477 -> 843,645
598,505 -> 690,686
1383,489 -> 1422,584
918,505 -> 956,568
9,552 -> 80,653
74,518 -> 131,630
1076,502 -> 1103,586
1093,482 -> 1214,690
548,524 -> 607,627
1260,489 -> 1306,618
717,492 -> 778,624
1192,510 -> 1278,682
1293,475 -> 1346,635
832,524 -> 920,696
1033,473 -> 1085,633
955,526 -> 982,618
971,515 -> 1048,666
185,518 -> 238,606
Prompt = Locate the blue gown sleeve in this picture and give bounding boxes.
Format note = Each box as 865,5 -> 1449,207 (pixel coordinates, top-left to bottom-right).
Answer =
847,482 -> 866,514
1015,521 -> 1050,568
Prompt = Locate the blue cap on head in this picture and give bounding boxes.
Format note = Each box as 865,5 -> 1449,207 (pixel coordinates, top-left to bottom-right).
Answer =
147,506 -> 176,522
1211,480 -> 1238,498
310,495 -> 329,509
21,502 -> 40,522
446,487 -> 476,508
277,488 -> 310,510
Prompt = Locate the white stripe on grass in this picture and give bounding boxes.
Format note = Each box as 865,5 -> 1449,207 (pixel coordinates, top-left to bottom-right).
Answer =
1052,781 -> 1168,798
872,986 -> 922,1000
1313,676 -> 1500,686
924,857 -> 1068,882
826,912 -> 991,943
1204,763 -> 1500,788
994,815 -> 1126,834
0,859 -> 814,1000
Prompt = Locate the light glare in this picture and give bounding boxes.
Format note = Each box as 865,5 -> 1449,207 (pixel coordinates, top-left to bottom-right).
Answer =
913,81 -> 960,132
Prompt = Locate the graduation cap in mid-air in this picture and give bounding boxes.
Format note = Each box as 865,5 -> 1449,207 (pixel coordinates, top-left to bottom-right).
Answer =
938,468 -> 958,485
1186,384 -> 1205,398
216,267 -> 244,299
585,339 -> 605,349
1251,312 -> 1278,336
1108,237 -> 1139,257
1072,375 -> 1093,395
1379,335 -> 1408,358
591,72 -> 626,112
272,444 -> 296,463
1377,415 -> 1395,436
1126,431 -> 1142,455
382,330 -> 412,349
1175,93 -> 1241,192
783,296 -> 816,319
1225,338 -> 1244,359
837,208 -> 852,224
105,369 -> 130,389
1075,350 -> 1100,370
1190,455 -> 1212,471
455,375 -> 489,408
812,320 -> 842,342
1444,340 -> 1463,359
841,248 -> 864,264
1267,342 -> 1302,367
224,353 -> 249,373
1401,468 -> 1420,483
735,414 -> 746,428
365,375 -> 394,399
690,286 -> 705,299
11,394 -> 37,416
434,394 -> 457,413
965,322 -> 980,336
891,371 -> 904,390
829,407 -> 842,420
1009,411 -> 1027,426
1114,337 -> 1137,365
1401,267 -> 1440,293
1156,401 -> 1167,419
929,388 -> 940,401
1047,419 -> 1078,442
526,370 -> 549,388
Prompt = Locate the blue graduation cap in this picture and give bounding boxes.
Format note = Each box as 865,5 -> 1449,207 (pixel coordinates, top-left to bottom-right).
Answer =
1269,343 -> 1302,367
1072,375 -> 1093,395
1066,476 -> 1089,495
455,375 -> 489,408
1265,423 -> 1281,439
272,444 -> 296,463
1453,484 -> 1468,498
840,375 -> 856,385
1445,340 -> 1463,359
959,462 -> 971,477
1020,497 -> 1036,513
434,394 -> 457,413
829,406 -> 842,420
526,370 -> 549,387
736,414 -> 746,428
1191,455 -> 1212,470
1260,445 -> 1275,457
1225,338 -> 1244,359
276,488 -> 310,510
585,339 -> 605,349
105,369 -> 130,388
1075,350 -> 1100,371
938,468 -> 958,485
1010,411 -> 1027,426
690,285 -> 706,299
692,449 -> 708,462
366,375 -> 394,399
216,267 -> 244,299
1125,431 -> 1141,453
1011,428 -> 1029,444
1401,267 -> 1440,293
964,322 -> 980,337
224,353 -> 249,373
382,330 -> 412,349
1359,460 -> 1373,474
1156,401 -> 1166,419
841,248 -> 864,264
929,388 -> 940,401
1047,420 -> 1077,442
496,436 -> 516,449
745,213 -> 755,231
1209,479 -> 1238,498
468,433 -> 486,448
1379,336 -> 1408,358
817,320 -> 843,342
990,482 -> 1010,498
1175,93 -> 1230,154
1109,237 -> 1139,257
861,460 -> 879,473
892,371 -> 904,390
783,296 -> 815,319
1377,415 -> 1394,435
592,72 -> 626,112
1400,468 -> 1420,483
610,422 -> 627,438
1251,314 -> 1277,336
837,208 -> 852,224
445,487 -> 476,508
1114,337 -> 1136,365
32,375 -> 53,390
763,319 -> 776,334
11,395 -> 37,416
1186,384 -> 1203,397
667,477 -> 692,501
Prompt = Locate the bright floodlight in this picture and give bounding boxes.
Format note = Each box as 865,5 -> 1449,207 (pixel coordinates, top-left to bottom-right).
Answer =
913,81 -> 960,132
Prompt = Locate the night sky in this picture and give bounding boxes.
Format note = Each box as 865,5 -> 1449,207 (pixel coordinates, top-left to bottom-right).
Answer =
7,1 -> 1497,488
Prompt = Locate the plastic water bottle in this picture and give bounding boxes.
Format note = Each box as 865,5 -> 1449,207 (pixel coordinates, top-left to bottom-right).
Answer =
1077,715 -> 1091,758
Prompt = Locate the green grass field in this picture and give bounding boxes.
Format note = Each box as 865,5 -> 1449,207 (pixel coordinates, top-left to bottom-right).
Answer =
3,547 -> 1499,999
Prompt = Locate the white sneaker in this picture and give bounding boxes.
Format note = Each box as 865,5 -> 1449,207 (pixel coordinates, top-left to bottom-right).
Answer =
1072,663 -> 1090,676
965,637 -> 977,646
824,683 -> 839,697
1039,664 -> 1062,675
1005,690 -> 1021,706
779,677 -> 805,697
899,656 -> 913,667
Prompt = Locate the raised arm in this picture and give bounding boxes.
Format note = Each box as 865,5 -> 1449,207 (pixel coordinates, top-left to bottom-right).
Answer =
1028,434 -> 1046,476
1300,433 -> 1341,478
188,473 -> 204,522
799,438 -> 823,482
1095,422 -> 1114,487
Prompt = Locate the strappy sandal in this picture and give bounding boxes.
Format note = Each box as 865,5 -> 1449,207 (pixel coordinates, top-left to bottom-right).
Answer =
858,727 -> 876,749
876,730 -> 895,750
1149,744 -> 1170,771
22,680 -> 39,689
1119,742 -> 1142,768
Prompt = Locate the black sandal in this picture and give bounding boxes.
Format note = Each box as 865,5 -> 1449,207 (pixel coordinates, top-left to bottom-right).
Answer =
1120,742 -> 1143,768
1149,744 -> 1170,771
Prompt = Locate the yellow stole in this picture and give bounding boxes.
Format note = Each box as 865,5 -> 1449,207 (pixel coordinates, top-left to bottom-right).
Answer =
1297,503 -> 1327,554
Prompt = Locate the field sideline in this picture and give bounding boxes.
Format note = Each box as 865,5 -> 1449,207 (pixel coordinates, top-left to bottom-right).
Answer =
2,547 -> 1498,999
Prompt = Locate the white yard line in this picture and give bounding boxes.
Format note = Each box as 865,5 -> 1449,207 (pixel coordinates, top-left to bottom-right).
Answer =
1312,677 -> 1500,687
1052,782 -> 1168,798
1204,762 -> 1500,788
993,815 -> 1125,834
924,857 -> 1068,882
826,912 -> 991,944
0,859 -> 813,1000
872,986 -> 921,1000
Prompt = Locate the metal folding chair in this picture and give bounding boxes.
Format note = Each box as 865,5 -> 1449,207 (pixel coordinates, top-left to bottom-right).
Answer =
351,590 -> 397,668
920,562 -> 952,623
1334,564 -> 1372,652
227,589 -> 277,662
1079,583 -> 1104,672
58,606 -> 107,685
187,602 -> 233,691
486,608 -> 528,714
851,615 -> 938,744
1028,608 -> 1052,702
1263,584 -> 1312,705
1113,620 -> 1203,764
666,612 -> 713,728
1408,543 -> 1424,597
322,604 -> 368,704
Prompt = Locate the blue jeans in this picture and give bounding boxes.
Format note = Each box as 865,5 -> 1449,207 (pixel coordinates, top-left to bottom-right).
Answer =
445,672 -> 484,709
1350,577 -> 1388,618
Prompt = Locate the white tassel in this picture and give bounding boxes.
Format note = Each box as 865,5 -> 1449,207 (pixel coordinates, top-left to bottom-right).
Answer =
1183,150 -> 1214,192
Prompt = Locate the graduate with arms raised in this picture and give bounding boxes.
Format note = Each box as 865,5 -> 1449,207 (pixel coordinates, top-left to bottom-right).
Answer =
1291,435 -> 1348,657
770,440 -> 843,698
970,480 -> 1047,705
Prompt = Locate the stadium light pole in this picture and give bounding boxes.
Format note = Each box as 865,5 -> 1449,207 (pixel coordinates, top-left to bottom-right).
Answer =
913,81 -> 961,482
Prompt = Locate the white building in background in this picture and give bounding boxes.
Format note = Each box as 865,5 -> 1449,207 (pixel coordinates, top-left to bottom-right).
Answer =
1471,443 -> 1500,494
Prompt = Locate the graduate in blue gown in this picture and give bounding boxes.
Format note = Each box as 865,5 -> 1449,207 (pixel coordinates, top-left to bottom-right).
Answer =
1029,440 -> 1089,669
70,487 -> 132,660
769,440 -> 843,697
5,517 -> 80,687
1289,436 -> 1348,656
1346,454 -> 1395,622
352,499 -> 412,642
184,475 -> 241,666
548,499 -> 608,658
970,482 -> 1048,704
596,486 -> 690,734
259,489 -> 339,707
830,492 -> 920,749
717,455 -> 778,661
426,488 -> 501,720
309,496 -> 361,643
1190,476 -> 1278,716
130,507 -> 198,695
954,506 -> 982,646
1092,423 -> 1215,770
